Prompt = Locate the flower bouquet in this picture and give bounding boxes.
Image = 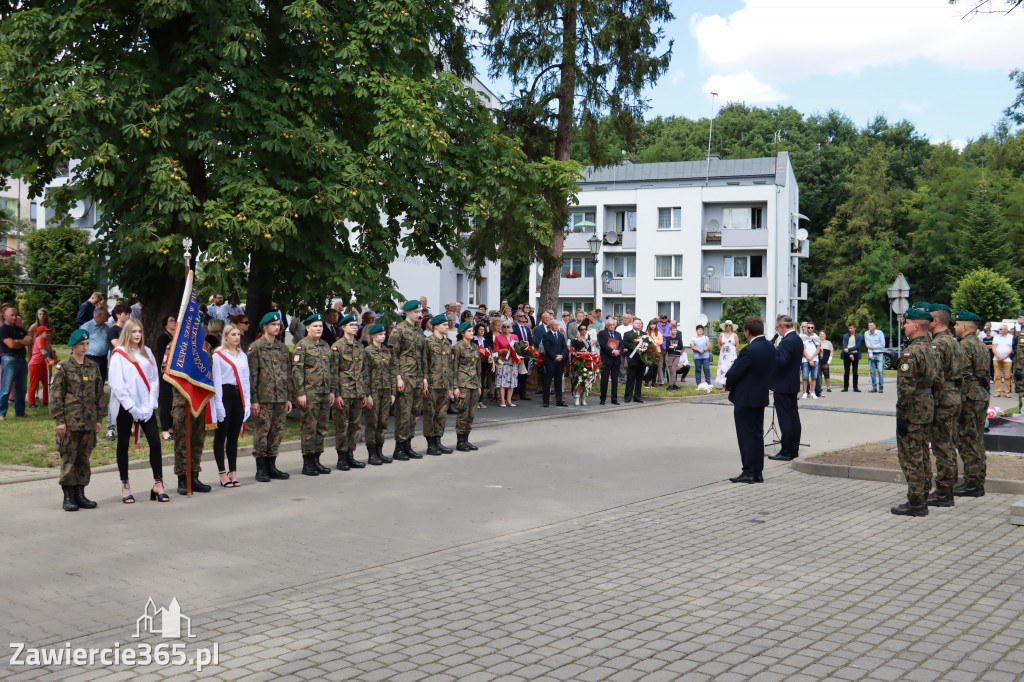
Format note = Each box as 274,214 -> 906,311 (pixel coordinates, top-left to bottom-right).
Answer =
629,334 -> 662,368
514,341 -> 541,363
572,352 -> 602,397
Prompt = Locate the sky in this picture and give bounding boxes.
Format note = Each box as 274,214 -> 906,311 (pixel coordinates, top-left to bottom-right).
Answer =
473,0 -> 1024,147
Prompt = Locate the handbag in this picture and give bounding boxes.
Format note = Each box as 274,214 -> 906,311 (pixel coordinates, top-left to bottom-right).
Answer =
518,360 -> 528,375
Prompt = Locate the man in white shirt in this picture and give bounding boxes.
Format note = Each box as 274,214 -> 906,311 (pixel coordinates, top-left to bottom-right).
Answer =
615,313 -> 633,380
208,292 -> 229,320
992,324 -> 1014,397
864,321 -> 886,393
800,321 -> 820,399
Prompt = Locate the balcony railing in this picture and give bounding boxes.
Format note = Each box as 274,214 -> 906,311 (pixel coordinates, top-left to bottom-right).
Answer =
701,276 -> 721,293
703,230 -> 722,244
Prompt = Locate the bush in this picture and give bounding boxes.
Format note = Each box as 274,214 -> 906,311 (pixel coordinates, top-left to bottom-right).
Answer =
951,267 -> 1021,325
22,228 -> 97,341
721,296 -> 763,326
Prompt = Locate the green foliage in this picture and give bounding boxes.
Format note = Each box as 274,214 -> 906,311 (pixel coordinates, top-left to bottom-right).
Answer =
0,201 -> 21,302
951,268 -> 1021,323
22,228 -> 97,341
721,296 -> 764,325
958,181 -> 1012,281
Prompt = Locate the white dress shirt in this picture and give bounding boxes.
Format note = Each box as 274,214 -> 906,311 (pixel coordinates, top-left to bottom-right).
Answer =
109,346 -> 159,422
213,347 -> 252,422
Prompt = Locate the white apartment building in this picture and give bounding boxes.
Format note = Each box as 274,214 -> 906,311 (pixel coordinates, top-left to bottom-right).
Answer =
530,151 -> 808,329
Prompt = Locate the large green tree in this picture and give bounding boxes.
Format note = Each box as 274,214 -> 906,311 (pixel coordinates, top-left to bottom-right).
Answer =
479,0 -> 673,313
0,0 -> 554,341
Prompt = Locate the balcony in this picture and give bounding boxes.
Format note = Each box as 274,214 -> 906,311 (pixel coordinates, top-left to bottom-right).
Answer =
564,230 -> 597,251
701,276 -> 721,293
601,231 -> 637,249
722,229 -> 769,248
602,277 -> 636,296
558,275 -> 597,297
703,229 -> 722,245
721,277 -> 769,296
790,239 -> 809,258
792,282 -> 808,301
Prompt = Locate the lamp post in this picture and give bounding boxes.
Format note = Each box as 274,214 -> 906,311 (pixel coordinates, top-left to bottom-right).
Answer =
587,233 -> 601,311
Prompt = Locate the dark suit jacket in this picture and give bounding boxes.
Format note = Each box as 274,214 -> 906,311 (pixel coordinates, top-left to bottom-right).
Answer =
726,336 -> 775,408
597,329 -> 622,365
623,330 -> 645,367
541,329 -> 568,367
841,333 -> 863,361
512,323 -> 532,348
533,323 -> 548,346
772,330 -> 804,394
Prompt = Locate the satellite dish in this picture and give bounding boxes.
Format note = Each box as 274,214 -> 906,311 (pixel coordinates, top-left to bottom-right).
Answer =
707,219 -> 720,230
695,314 -> 709,327
601,270 -> 613,283
796,228 -> 808,241
69,201 -> 87,220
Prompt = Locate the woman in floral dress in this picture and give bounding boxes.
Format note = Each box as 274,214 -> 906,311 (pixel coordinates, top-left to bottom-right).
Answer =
714,320 -> 738,387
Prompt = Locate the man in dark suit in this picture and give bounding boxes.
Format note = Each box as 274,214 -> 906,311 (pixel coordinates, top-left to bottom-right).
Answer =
724,316 -> 775,483
597,316 -> 623,405
541,321 -> 568,407
622,317 -> 646,403
512,312 -> 533,401
769,315 -> 803,462
841,323 -> 863,392
533,311 -> 551,395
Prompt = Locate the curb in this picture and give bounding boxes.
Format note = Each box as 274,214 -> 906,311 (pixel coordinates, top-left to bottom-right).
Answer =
791,458 -> 1024,495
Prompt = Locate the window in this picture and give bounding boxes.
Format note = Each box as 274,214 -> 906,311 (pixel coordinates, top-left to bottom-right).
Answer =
614,209 -> 637,232
560,300 -> 592,316
0,198 -> 9,211
655,255 -> 683,279
561,258 -> 595,277
658,207 -> 681,230
569,209 -> 596,232
725,256 -> 748,278
608,255 -> 635,278
29,202 -> 38,220
750,255 -> 763,278
722,207 -> 751,230
611,301 -> 634,319
657,302 -> 680,321
751,207 -> 763,229
468,278 -> 480,306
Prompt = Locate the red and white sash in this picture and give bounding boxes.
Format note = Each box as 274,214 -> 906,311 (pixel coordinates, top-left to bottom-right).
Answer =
113,347 -> 150,446
215,350 -> 247,435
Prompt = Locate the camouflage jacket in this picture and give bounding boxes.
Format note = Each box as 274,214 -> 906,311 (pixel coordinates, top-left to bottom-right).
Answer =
291,337 -> 333,397
453,339 -> 480,390
49,355 -> 104,429
897,335 -> 942,424
425,334 -> 454,390
930,329 -> 965,408
389,319 -> 428,379
361,343 -> 396,395
1014,332 -> 1024,374
249,335 -> 292,404
331,336 -> 365,397
959,333 -> 991,402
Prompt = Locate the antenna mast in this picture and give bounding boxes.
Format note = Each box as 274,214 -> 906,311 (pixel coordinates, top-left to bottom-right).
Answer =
705,92 -> 719,187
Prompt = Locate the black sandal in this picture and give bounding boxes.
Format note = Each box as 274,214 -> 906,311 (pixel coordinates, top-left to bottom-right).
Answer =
121,481 -> 135,504
150,479 -> 170,502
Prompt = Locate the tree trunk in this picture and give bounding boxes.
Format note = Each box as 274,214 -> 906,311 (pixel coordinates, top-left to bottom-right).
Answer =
538,0 -> 578,315
245,253 -> 272,343
141,274 -> 186,353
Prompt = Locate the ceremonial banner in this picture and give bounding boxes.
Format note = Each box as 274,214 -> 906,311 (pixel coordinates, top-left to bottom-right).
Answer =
164,268 -> 215,417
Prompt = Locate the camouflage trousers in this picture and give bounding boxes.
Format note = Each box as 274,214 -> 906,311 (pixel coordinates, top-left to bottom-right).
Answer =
333,395 -> 362,452
251,402 -> 287,458
363,392 -> 391,446
956,398 -> 988,487
455,388 -> 479,435
424,388 -> 449,438
897,421 -> 932,504
300,395 -> 330,455
57,429 -> 95,486
394,377 -> 424,441
172,404 -> 205,476
931,402 -> 961,489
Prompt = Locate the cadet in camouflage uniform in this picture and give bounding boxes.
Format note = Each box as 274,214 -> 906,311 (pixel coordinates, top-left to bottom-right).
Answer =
1013,309 -> 1024,403
249,311 -> 293,482
50,329 -> 104,511
292,313 -> 335,476
424,314 -> 455,455
925,304 -> 966,508
953,311 -> 989,497
172,351 -> 214,495
892,309 -> 943,516
361,323 -> 396,465
453,321 -> 481,451
390,300 -> 429,459
331,313 -> 367,471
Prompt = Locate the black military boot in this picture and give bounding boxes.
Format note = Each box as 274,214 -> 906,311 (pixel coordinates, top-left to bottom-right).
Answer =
367,444 -> 384,465
267,457 -> 290,479
405,440 -> 423,459
313,453 -> 331,474
425,437 -> 443,456
336,450 -> 350,471
925,487 -> 954,507
378,445 -> 392,463
455,434 -> 472,452
393,443 -> 410,461
890,500 -> 928,516
953,482 -> 985,497
346,450 -> 366,469
464,431 -> 479,451
177,475 -> 188,495
254,458 -> 271,483
75,485 -> 98,509
301,455 -> 319,476
191,473 -> 212,493
437,438 -> 453,454
62,486 -> 79,512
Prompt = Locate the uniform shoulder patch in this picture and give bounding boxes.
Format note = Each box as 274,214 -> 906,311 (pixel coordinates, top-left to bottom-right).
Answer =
293,355 -> 301,362
903,353 -> 911,357
295,346 -> 302,351
900,363 -> 910,372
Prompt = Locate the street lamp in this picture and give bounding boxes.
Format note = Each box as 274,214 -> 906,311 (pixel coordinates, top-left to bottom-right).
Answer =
587,233 -> 601,310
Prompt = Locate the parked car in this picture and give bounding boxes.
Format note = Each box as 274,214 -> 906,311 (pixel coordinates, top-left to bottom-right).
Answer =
880,347 -> 902,370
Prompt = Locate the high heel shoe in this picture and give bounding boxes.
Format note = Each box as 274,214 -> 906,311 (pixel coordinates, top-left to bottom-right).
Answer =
121,481 -> 135,504
218,471 -> 231,487
150,479 -> 170,502
228,471 -> 240,487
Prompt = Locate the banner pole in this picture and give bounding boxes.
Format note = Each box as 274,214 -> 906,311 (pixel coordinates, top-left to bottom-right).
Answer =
183,238 -> 193,497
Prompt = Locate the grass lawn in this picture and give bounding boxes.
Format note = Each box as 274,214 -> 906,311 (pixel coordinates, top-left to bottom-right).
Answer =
0,390 -> 301,468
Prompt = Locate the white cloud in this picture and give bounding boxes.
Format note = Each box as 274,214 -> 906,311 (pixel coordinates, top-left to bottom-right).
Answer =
931,137 -> 967,151
668,69 -> 687,85
690,0 -> 1024,80
703,72 -> 787,104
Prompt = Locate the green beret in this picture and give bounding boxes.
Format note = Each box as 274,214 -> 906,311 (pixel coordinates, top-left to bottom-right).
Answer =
339,314 -> 356,326
905,309 -> 933,321
402,300 -> 421,312
430,314 -> 448,326
928,303 -> 950,312
1018,309 -> 1024,317
68,329 -> 90,346
457,321 -> 473,335
260,311 -> 281,326
955,311 -> 981,322
304,313 -> 323,325
910,301 -> 930,311
369,323 -> 386,335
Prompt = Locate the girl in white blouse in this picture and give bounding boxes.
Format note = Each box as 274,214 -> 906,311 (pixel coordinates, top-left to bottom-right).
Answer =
212,323 -> 251,487
109,319 -> 166,503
